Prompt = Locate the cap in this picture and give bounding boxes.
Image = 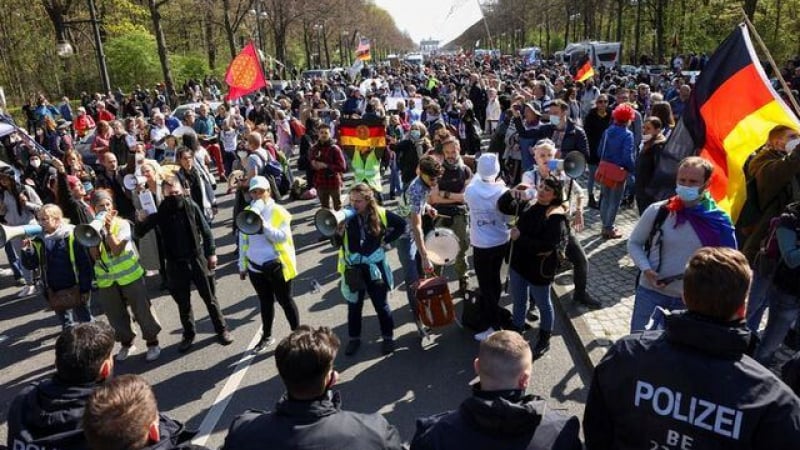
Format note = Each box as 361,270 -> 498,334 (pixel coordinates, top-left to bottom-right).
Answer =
477,153 -> 500,182
249,176 -> 271,192
523,102 -> 542,116
66,175 -> 81,189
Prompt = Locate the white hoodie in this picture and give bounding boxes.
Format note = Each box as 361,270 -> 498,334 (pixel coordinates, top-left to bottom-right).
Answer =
464,177 -> 510,248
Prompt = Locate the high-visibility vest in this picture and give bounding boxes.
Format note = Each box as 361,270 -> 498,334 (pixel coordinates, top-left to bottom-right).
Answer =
240,203 -> 297,281
337,207 -> 388,275
352,150 -> 382,191
33,232 -> 80,286
94,219 -> 144,288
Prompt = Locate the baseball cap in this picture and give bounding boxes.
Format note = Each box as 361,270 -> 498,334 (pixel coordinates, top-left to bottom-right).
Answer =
248,176 -> 270,192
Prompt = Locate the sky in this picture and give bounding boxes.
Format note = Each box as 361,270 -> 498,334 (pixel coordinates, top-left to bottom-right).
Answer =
373,0 -> 484,46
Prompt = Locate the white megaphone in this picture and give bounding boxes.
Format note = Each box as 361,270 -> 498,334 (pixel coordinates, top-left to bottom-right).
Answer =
547,151 -> 587,179
235,209 -> 264,235
314,207 -> 357,237
0,224 -> 43,246
74,211 -> 108,247
123,174 -> 146,191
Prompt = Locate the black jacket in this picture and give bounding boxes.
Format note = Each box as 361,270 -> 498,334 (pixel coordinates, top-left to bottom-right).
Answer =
582,108 -> 612,164
136,197 -> 214,270
584,311 -> 800,450
6,377 -> 98,450
221,390 -> 404,450
545,120 -> 589,160
411,386 -> 582,450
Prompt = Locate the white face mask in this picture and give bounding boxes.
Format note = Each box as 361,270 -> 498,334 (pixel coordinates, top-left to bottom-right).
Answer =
642,134 -> 653,142
29,159 -> 41,169
786,137 -> 800,153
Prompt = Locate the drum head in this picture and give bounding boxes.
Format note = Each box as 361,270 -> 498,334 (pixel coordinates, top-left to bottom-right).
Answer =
424,228 -> 460,266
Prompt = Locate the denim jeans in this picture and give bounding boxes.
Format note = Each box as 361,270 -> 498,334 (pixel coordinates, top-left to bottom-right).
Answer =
746,269 -> 773,332
586,164 -> 598,199
347,276 -> 394,339
396,235 -> 420,313
4,242 -> 23,279
630,285 -> 684,332
510,268 -> 553,332
388,154 -> 402,197
599,182 -> 626,231
755,286 -> 800,365
56,300 -> 94,330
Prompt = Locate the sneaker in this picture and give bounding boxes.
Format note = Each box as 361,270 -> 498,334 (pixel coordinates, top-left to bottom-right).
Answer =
381,339 -> 396,355
526,309 -> 539,322
177,337 -> 194,353
116,345 -> 136,361
145,345 -> 161,361
0,268 -> 14,277
217,331 -> 234,345
15,277 -> 27,286
344,339 -> 361,356
474,327 -> 496,342
16,285 -> 36,298
254,336 -> 275,353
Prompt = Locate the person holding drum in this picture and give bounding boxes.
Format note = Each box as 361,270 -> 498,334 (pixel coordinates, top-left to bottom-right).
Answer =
497,175 -> 569,358
334,183 -> 405,356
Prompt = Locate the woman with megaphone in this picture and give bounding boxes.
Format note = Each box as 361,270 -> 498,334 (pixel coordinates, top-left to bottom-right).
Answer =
333,183 -> 405,356
238,176 -> 299,354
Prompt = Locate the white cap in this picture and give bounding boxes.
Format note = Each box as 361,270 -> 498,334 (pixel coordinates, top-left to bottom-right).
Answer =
248,176 -> 270,192
477,153 -> 500,182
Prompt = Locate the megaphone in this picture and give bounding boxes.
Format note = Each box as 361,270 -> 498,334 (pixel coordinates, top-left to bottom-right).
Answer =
123,174 -> 146,191
74,211 -> 108,247
547,151 -> 586,179
0,224 -> 43,246
314,207 -> 357,237
235,209 -> 264,235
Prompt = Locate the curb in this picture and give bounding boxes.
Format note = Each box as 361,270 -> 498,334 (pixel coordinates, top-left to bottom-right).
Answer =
550,275 -> 614,370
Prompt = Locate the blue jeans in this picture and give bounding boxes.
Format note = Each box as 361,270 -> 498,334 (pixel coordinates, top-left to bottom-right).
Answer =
388,154 -> 402,197
347,275 -> 394,339
56,297 -> 94,330
396,236 -> 420,313
746,268 -> 773,332
755,286 -> 800,365
586,164 -> 598,199
599,182 -> 626,231
510,269 -> 553,332
630,285 -> 684,332
4,241 -> 23,279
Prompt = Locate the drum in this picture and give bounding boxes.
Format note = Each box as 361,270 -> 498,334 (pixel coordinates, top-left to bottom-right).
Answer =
424,228 -> 460,266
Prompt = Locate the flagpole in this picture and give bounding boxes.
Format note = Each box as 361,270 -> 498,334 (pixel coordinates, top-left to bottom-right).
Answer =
476,0 -> 494,50
740,9 -> 800,118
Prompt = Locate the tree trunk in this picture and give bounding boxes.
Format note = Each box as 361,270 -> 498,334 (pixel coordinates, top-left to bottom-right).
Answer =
743,0 -> 758,22
302,21 -> 311,70
563,3 -> 570,47
773,0 -> 782,47
222,0 -> 237,58
615,0 -> 623,42
323,27 -> 331,69
634,0 -> 641,65
204,7 -> 216,70
655,0 -> 666,63
148,0 -> 175,100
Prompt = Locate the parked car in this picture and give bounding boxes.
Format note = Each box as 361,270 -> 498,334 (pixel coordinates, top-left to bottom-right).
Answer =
171,101 -> 222,123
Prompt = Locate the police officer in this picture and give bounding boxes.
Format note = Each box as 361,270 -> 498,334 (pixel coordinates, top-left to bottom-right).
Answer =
427,137 -> 472,293
135,176 -> 232,353
584,247 -> 800,449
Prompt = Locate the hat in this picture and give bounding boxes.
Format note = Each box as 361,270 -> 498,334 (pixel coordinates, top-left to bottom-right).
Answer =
66,175 -> 81,189
476,153 -> 500,182
523,102 -> 542,116
248,176 -> 270,192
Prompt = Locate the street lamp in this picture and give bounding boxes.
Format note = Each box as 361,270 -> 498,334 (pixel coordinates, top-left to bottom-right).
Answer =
59,0 -> 111,94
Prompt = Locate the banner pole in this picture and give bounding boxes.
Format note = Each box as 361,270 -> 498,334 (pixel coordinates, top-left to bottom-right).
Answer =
740,10 -> 800,118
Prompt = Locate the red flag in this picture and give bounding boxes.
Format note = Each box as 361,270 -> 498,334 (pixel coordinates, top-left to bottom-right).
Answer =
224,41 -> 266,101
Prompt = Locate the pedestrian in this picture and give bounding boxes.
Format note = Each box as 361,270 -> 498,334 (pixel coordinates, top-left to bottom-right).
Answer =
334,183 -> 405,356
238,176 -> 299,353
597,103 -> 636,239
310,124 -> 347,211
0,166 -> 43,297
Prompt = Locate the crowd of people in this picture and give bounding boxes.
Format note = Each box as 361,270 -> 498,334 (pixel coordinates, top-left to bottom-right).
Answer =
4,49 -> 800,448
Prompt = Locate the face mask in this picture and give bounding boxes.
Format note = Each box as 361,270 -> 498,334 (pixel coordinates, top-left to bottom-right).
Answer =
675,184 -> 702,203
135,153 -> 144,163
549,115 -> 561,127
409,130 -> 421,140
786,137 -> 800,153
642,134 -> 653,142
29,159 -> 41,169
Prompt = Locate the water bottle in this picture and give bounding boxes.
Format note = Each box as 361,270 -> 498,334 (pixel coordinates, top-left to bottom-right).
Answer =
311,279 -> 322,294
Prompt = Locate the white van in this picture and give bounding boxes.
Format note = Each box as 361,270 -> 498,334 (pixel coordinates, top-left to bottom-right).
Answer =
404,53 -> 424,67
563,41 -> 621,70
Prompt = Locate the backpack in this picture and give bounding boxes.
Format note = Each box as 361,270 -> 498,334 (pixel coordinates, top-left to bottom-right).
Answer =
461,288 -> 513,331
289,118 -> 306,144
414,276 -> 456,328
634,204 -> 670,286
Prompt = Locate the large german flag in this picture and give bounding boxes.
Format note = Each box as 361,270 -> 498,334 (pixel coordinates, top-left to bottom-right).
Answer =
339,117 -> 386,160
575,60 -> 594,82
651,24 -> 799,220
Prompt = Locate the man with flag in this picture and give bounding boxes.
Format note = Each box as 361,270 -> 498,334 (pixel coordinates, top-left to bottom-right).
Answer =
339,117 -> 386,203
224,41 -> 267,102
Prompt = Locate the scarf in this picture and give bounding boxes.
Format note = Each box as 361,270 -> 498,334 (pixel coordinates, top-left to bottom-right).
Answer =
665,193 -> 737,248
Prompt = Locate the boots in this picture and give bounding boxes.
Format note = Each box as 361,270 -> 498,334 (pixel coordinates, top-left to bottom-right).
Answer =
588,195 -> 598,210
532,330 -> 551,359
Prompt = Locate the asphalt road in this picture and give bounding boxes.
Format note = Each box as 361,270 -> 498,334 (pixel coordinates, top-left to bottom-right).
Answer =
0,183 -> 591,448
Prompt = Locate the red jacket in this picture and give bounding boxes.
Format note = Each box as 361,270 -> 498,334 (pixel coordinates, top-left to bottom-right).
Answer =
310,141 -> 346,190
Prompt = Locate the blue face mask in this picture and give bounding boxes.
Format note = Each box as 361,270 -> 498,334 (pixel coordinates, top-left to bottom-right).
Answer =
409,130 -> 421,140
675,184 -> 702,202
549,115 -> 561,127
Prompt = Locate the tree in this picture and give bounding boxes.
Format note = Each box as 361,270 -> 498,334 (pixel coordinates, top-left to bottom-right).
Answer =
222,0 -> 255,58
146,0 -> 175,97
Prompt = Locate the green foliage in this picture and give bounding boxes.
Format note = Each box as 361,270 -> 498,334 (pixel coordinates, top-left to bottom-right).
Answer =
170,53 -> 210,82
104,30 -> 162,90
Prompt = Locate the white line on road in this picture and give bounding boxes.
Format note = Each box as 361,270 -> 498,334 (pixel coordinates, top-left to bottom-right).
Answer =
191,326 -> 263,447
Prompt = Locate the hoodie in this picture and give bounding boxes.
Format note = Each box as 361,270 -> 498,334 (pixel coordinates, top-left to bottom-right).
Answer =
464,177 -> 510,248
411,386 -> 582,450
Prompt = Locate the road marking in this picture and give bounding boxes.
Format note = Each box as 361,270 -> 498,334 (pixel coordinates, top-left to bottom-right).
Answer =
191,326 -> 263,447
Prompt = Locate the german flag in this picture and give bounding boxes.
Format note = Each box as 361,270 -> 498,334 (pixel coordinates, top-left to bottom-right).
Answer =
339,117 -> 386,160
650,24 -> 799,220
575,60 -> 594,82
356,38 -> 371,62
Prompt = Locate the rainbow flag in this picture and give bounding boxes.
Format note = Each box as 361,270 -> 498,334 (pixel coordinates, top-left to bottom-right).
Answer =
648,23 -> 800,221
576,60 -> 594,82
338,117 -> 386,160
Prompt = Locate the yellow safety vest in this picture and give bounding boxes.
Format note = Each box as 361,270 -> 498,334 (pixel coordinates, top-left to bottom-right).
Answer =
352,150 -> 382,191
240,203 -> 297,281
337,207 -> 388,274
94,219 -> 144,288
33,233 -> 80,286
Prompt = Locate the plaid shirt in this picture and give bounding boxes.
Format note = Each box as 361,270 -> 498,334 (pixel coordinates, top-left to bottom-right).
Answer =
311,142 -> 347,190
